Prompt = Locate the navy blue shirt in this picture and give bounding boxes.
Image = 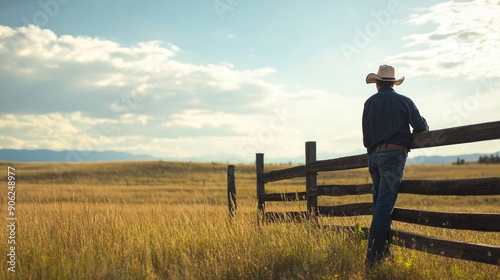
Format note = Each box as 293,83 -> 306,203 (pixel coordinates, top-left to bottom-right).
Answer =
362,87 -> 429,154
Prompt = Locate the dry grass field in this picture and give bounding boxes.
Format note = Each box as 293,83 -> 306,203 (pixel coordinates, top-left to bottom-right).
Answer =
0,160 -> 499,279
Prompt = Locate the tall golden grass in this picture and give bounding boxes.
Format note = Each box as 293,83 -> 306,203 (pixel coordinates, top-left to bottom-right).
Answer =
0,161 -> 499,279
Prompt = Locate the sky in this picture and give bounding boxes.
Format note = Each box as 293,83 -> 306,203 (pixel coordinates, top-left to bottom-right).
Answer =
0,0 -> 499,163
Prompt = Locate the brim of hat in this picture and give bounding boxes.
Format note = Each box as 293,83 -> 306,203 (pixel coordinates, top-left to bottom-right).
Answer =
366,73 -> 405,85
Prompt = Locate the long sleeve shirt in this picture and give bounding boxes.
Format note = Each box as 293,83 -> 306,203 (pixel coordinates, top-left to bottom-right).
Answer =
362,87 -> 429,154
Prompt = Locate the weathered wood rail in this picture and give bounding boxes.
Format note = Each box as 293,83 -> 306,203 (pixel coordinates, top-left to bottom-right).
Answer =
227,165 -> 236,218
227,121 -> 500,266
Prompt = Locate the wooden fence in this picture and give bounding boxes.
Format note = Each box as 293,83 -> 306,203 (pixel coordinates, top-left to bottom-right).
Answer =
227,121 -> 500,266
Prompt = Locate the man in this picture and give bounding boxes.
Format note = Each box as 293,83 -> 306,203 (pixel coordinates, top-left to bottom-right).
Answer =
362,65 -> 428,266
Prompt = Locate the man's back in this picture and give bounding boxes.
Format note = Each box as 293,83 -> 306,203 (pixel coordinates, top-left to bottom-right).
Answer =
362,87 -> 428,153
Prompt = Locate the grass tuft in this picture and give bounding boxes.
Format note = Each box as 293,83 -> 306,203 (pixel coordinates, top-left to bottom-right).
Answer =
0,161 -> 498,279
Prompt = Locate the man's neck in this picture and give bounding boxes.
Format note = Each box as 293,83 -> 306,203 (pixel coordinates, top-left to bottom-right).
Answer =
377,85 -> 394,91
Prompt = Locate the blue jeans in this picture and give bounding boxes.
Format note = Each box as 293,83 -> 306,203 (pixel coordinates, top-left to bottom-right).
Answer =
366,148 -> 407,262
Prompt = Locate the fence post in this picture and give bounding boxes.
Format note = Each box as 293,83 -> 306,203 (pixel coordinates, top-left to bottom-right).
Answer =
256,153 -> 265,223
305,141 -> 318,220
227,165 -> 236,218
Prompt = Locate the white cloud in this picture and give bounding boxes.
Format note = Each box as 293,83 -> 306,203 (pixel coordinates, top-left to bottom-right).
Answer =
119,114 -> 150,125
388,0 -> 500,80
0,113 -> 80,135
0,136 -> 31,149
0,25 -> 278,117
163,109 -> 264,133
0,25 -> 298,158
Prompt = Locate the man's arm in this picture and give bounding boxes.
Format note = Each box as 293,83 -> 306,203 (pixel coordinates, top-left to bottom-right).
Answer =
409,101 -> 429,133
362,105 -> 371,149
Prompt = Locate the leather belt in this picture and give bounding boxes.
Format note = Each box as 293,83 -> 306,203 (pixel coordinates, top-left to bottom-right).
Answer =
374,143 -> 408,152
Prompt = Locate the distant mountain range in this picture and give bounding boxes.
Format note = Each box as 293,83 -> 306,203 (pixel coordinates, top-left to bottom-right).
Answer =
0,149 -> 156,162
0,149 -> 498,164
407,153 -> 499,165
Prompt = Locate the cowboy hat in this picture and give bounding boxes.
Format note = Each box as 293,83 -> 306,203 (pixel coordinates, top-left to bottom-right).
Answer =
366,65 -> 405,85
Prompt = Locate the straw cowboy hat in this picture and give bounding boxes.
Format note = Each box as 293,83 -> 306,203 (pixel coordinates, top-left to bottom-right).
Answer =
366,65 -> 405,85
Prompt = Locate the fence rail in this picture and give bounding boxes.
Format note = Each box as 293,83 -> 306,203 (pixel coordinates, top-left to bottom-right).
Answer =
227,120 -> 500,266
312,177 -> 500,197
